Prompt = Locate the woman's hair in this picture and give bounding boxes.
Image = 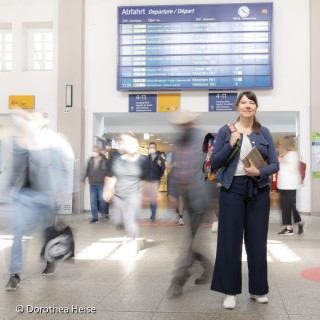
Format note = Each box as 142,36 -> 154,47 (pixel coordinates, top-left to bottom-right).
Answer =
234,91 -> 261,134
280,136 -> 296,151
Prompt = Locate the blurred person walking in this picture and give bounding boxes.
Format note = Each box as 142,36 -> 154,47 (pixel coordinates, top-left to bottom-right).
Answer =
108,137 -> 125,230
277,136 -> 305,235
103,133 -> 146,252
166,151 -> 184,226
4,110 -> 74,291
82,145 -> 109,223
144,142 -> 165,221
210,91 -> 279,309
166,111 -> 215,298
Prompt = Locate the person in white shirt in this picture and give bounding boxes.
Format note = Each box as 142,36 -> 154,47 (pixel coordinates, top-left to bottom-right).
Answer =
277,136 -> 305,235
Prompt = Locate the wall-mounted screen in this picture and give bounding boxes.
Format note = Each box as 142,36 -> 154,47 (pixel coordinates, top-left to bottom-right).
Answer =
117,3 -> 273,91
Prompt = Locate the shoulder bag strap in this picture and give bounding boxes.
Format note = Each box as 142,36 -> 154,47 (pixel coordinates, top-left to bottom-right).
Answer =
224,123 -> 241,167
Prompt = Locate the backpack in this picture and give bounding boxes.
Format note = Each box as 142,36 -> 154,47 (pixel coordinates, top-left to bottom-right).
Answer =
202,124 -> 241,182
299,160 -> 306,184
202,132 -> 219,182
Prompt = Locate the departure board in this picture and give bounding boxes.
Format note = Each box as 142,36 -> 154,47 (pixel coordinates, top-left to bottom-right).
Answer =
117,3 -> 273,91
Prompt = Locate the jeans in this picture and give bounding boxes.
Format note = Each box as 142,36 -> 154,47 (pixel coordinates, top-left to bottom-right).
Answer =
10,189 -> 53,274
90,184 -> 109,220
143,180 -> 160,216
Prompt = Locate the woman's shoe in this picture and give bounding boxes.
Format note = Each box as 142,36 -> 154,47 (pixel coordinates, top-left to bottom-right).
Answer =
278,228 -> 294,235
223,295 -> 236,309
250,294 -> 268,304
178,217 -> 184,226
211,221 -> 218,232
298,221 -> 306,235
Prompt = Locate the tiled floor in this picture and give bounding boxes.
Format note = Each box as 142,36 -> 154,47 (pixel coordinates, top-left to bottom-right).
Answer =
0,205 -> 319,320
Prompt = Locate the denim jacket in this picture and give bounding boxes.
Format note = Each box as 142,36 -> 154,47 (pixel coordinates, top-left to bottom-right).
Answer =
209,125 -> 279,189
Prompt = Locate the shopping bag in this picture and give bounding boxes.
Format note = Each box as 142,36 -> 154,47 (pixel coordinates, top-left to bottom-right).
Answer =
41,225 -> 75,262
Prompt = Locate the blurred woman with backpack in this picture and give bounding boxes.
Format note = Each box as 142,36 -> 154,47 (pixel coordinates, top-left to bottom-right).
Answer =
277,136 -> 305,236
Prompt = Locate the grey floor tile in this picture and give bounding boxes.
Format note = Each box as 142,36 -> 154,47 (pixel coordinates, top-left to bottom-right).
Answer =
97,284 -> 168,312
56,281 -> 119,297
221,299 -> 287,315
289,316 -> 320,320
37,293 -> 105,311
153,312 -> 220,320
0,307 -> 21,320
1,209 -> 320,319
14,311 -> 153,320
218,315 -> 289,320
278,286 -> 320,301
14,313 -> 87,320
83,311 -> 154,320
283,299 -> 320,315
1,280 -> 61,310
157,286 -> 222,313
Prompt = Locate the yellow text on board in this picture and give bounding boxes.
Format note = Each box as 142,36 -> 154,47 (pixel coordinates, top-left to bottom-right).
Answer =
9,96 -> 35,109
157,94 -> 180,113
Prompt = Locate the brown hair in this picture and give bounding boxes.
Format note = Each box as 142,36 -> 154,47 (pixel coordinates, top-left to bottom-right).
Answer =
234,91 -> 261,134
280,136 -> 296,152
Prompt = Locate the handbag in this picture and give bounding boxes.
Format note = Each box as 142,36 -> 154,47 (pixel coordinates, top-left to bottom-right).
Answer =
202,124 -> 241,181
41,223 -> 75,263
299,160 -> 306,183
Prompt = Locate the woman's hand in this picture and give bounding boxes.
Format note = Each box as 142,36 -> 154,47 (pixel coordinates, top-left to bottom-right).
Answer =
244,159 -> 260,177
230,132 -> 241,147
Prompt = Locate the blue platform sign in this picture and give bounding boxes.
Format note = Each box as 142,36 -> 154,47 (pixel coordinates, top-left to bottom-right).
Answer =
209,93 -> 237,111
129,94 -> 157,112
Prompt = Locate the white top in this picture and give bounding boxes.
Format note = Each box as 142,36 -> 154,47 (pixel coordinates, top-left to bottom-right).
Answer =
235,136 -> 253,176
277,151 -> 301,190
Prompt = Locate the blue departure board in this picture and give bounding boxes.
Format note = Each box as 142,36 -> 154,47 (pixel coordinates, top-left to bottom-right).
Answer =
117,3 -> 273,91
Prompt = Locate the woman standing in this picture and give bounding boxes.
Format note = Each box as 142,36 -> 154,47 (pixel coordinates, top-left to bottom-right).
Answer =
210,91 -> 279,309
277,136 -> 305,235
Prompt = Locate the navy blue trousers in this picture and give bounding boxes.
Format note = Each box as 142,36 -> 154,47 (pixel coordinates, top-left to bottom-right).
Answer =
211,176 -> 270,295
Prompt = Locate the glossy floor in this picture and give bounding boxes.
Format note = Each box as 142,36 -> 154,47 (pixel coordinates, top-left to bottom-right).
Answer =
0,205 -> 319,320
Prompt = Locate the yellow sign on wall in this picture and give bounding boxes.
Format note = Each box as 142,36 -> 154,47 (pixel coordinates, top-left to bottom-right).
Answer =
157,94 -> 180,112
9,96 -> 35,109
